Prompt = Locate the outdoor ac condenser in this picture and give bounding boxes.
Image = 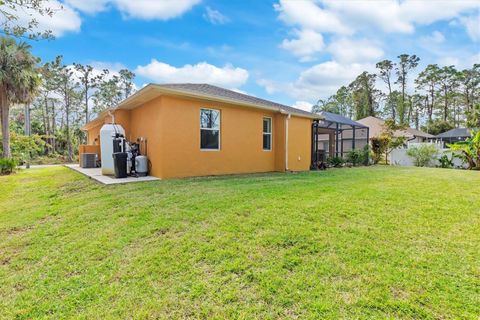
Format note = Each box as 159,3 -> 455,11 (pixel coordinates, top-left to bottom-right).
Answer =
80,153 -> 97,168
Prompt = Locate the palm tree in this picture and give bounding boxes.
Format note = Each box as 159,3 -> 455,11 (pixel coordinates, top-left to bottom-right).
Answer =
0,37 -> 40,157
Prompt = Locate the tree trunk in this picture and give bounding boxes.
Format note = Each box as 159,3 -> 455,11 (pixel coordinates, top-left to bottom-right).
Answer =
429,86 -> 434,122
65,89 -> 73,162
443,86 -> 448,122
407,96 -> 412,125
387,81 -> 395,121
51,101 -> 56,153
84,83 -> 89,124
0,87 -> 11,158
24,104 -> 31,136
44,97 -> 51,154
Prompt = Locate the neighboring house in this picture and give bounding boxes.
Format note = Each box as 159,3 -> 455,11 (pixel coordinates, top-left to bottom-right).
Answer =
357,116 -> 434,142
81,83 -> 320,179
436,128 -> 473,146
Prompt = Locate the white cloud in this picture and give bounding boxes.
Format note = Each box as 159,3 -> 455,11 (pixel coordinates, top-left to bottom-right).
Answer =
460,15 -> 480,42
290,61 -> 375,100
203,7 -> 229,24
4,0 -> 81,36
66,0 -> 200,20
418,30 -> 446,49
113,0 -> 200,20
428,31 -> 445,44
274,0 -> 352,35
4,0 -> 200,37
327,38 -> 384,63
438,52 -> 480,69
281,29 -> 324,62
257,79 -> 278,95
323,0 -> 413,33
293,101 -> 313,112
64,0 -> 108,14
323,0 -> 479,33
274,0 -> 479,62
259,61 -> 375,101
135,60 -> 249,89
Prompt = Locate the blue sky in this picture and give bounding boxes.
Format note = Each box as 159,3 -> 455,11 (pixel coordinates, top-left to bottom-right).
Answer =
26,0 -> 480,111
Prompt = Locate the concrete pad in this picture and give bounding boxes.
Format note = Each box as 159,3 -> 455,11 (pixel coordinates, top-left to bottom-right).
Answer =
65,164 -> 160,185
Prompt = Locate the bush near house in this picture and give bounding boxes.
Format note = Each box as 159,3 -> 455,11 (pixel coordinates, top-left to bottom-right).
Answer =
406,144 -> 439,167
346,145 -> 370,166
326,156 -> 344,167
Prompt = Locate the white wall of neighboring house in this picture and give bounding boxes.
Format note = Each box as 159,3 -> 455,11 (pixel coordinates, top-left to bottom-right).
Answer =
390,142 -> 466,168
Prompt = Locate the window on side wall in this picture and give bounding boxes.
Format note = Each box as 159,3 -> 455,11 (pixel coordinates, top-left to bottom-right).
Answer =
263,117 -> 272,151
200,108 -> 220,150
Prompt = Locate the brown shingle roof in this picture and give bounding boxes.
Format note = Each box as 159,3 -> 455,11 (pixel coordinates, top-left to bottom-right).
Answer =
82,83 -> 320,130
357,116 -> 434,138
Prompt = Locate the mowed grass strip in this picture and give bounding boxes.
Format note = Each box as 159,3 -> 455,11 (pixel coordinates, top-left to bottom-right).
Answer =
0,166 -> 479,319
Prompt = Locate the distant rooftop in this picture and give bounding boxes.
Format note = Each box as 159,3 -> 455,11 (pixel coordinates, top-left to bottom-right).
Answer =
436,128 -> 473,139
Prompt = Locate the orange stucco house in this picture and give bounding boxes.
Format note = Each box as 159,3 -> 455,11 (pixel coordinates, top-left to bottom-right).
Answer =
81,83 -> 321,179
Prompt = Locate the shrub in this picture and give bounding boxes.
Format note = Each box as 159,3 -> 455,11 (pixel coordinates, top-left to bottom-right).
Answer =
346,146 -> 370,166
0,158 -> 18,175
370,137 -> 385,164
0,133 -> 46,163
346,150 -> 361,166
326,156 -> 344,167
406,144 -> 439,167
438,154 -> 454,169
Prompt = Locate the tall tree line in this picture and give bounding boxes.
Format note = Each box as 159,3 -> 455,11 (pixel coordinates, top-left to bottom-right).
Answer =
1,1 -> 136,160
312,54 -> 480,134
7,54 -> 136,160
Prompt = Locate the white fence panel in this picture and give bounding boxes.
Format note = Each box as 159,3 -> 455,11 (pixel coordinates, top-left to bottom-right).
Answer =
390,142 -> 466,168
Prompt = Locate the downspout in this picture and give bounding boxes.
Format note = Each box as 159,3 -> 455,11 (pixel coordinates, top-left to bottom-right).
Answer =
285,113 -> 291,171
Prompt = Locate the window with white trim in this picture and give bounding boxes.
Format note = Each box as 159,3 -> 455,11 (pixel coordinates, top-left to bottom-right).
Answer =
200,108 -> 220,150
263,117 -> 272,151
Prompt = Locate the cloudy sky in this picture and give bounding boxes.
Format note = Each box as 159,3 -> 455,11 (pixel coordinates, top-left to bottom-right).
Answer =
24,0 -> 480,110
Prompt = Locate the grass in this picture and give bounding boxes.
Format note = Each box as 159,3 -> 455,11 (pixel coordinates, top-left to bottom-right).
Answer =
0,166 -> 479,319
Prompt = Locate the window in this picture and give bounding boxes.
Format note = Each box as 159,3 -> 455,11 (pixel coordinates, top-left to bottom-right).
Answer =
200,108 -> 220,150
263,117 -> 272,151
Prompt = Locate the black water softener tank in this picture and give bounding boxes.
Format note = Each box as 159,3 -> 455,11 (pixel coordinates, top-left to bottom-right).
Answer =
113,152 -> 128,178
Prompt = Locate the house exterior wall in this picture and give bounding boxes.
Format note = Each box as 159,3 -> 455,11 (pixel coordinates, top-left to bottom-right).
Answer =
85,94 -> 313,179
86,123 -> 102,145
129,97 -> 164,177
287,116 -> 312,171
158,95 -> 280,179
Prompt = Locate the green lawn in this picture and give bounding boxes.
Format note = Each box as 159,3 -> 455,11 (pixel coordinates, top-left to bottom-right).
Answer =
0,166 -> 479,319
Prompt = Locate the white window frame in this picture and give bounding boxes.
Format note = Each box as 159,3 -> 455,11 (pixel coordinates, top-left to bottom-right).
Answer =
200,108 -> 221,151
263,117 -> 272,151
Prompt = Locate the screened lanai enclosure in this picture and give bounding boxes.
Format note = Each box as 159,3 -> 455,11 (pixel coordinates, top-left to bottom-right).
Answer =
311,111 -> 369,169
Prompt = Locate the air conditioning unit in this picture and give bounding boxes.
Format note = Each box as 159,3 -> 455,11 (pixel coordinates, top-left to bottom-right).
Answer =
81,153 -> 97,168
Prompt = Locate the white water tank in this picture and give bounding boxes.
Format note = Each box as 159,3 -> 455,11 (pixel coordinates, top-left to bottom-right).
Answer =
100,123 -> 125,175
